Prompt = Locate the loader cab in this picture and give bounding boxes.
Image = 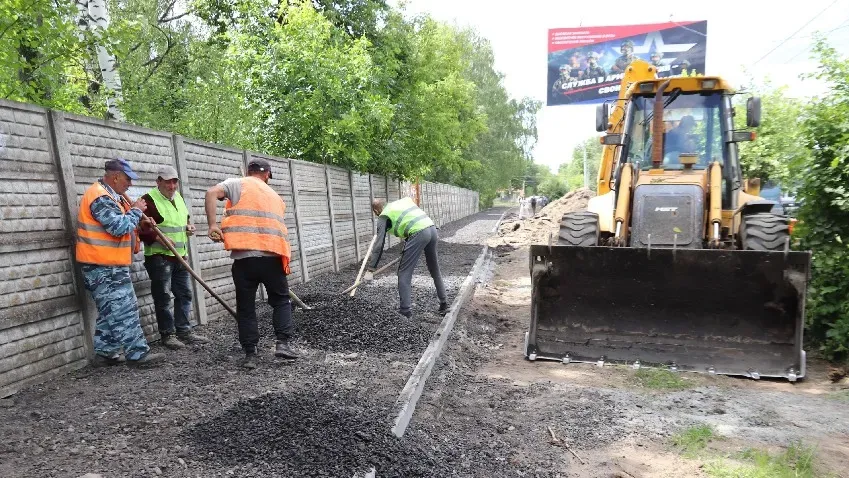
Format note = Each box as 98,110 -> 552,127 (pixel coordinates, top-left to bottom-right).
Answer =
616,87 -> 741,209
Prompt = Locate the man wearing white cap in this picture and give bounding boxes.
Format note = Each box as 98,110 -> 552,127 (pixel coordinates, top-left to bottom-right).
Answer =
139,165 -> 210,349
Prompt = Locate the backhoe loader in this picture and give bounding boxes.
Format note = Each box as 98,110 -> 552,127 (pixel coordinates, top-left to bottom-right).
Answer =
525,60 -> 811,381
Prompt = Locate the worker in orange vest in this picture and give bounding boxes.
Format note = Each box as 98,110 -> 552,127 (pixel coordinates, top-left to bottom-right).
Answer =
204,158 -> 297,369
76,158 -> 165,367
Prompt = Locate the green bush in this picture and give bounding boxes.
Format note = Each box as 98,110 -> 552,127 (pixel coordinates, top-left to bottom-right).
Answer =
797,39 -> 849,361
536,176 -> 569,199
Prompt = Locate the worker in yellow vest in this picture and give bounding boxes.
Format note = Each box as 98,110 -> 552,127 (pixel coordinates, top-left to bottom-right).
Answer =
205,158 -> 296,369
364,197 -> 448,318
139,165 -> 211,350
76,158 -> 165,367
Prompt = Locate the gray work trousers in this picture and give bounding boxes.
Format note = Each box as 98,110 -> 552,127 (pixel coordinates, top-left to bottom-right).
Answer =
398,225 -> 447,313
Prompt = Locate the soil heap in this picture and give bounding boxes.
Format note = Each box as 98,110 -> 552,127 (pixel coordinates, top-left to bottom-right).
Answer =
487,188 -> 595,248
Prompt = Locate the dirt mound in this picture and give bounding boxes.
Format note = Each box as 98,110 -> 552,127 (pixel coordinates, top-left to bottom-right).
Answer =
487,188 -> 595,248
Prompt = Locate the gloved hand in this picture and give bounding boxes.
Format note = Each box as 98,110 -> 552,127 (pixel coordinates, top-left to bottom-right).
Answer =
208,225 -> 224,242
363,271 -> 374,282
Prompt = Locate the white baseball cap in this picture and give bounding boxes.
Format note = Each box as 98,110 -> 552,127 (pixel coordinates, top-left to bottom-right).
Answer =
157,165 -> 179,181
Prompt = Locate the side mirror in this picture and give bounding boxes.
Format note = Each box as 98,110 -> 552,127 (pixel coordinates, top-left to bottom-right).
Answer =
746,96 -> 761,127
595,104 -> 609,132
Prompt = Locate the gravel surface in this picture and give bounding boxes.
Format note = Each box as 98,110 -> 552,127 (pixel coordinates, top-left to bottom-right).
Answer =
0,209 -> 527,478
440,207 -> 508,245
287,241 -> 481,355
186,386 -> 512,477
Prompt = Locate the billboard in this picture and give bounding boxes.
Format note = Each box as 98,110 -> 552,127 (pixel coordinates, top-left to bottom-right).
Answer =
547,21 -> 707,106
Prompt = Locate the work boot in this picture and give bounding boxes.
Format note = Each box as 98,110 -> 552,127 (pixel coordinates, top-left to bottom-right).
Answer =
397,309 -> 412,319
274,340 -> 300,360
126,352 -> 166,368
91,354 -> 124,367
241,353 -> 257,370
161,335 -> 185,350
177,331 -> 211,345
438,302 -> 450,315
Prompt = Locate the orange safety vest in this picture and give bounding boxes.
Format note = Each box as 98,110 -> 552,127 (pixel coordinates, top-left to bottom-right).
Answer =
76,181 -> 140,266
221,176 -> 292,273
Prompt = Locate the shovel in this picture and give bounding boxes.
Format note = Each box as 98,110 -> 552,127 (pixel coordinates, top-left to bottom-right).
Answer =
340,256 -> 401,295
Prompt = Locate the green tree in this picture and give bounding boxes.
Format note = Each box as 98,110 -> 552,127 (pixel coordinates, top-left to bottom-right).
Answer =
733,79 -> 810,187
432,27 -> 539,204
559,137 -> 602,192
6,0 -> 542,203
796,38 -> 849,361
537,175 -> 568,199
227,1 -> 393,169
0,0 -> 104,115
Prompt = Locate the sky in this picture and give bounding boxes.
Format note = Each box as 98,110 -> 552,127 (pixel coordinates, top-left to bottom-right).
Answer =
401,0 -> 849,173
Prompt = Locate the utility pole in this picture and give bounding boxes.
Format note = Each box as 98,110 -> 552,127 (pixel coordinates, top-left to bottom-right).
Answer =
582,142 -> 589,189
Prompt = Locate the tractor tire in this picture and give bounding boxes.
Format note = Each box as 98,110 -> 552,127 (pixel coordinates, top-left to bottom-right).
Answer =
558,211 -> 600,246
740,213 -> 789,251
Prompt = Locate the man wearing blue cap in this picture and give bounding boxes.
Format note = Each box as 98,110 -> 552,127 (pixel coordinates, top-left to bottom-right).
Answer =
76,158 -> 165,367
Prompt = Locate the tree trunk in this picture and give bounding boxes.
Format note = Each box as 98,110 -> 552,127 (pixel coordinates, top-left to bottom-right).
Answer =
81,0 -> 125,121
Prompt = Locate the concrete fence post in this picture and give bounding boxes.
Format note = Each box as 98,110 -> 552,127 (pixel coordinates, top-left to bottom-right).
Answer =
172,135 -> 208,324
48,111 -> 97,360
349,170 -> 360,263
368,174 -> 376,234
288,160 -> 309,283
324,165 -> 340,272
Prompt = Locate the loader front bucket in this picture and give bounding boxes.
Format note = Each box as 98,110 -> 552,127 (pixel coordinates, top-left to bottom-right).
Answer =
526,245 -> 811,381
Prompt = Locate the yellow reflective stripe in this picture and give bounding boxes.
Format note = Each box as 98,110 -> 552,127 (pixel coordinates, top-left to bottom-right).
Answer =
225,209 -> 286,225
221,226 -> 287,238
402,215 -> 428,237
391,206 -> 419,236
78,222 -> 108,233
149,241 -> 186,249
77,236 -> 131,248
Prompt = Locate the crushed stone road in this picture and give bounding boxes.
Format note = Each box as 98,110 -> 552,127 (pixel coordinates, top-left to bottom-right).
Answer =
0,208 -> 523,478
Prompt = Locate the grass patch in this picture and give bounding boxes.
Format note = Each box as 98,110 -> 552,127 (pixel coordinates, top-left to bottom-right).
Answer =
671,424 -> 716,456
633,367 -> 694,390
827,389 -> 849,402
705,442 -> 822,478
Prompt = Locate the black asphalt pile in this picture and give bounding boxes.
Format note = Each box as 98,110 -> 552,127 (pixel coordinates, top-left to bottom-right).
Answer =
263,241 -> 483,355
292,293 -> 434,354
186,387 -> 499,477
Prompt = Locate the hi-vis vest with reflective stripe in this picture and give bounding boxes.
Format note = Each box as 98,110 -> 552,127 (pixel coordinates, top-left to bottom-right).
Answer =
144,187 -> 189,257
381,197 -> 434,239
76,181 -> 135,266
221,177 -> 291,259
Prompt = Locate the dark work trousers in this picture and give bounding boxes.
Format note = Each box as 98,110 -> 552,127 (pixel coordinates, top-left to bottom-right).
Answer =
144,254 -> 193,337
398,225 -> 447,313
231,256 -> 293,354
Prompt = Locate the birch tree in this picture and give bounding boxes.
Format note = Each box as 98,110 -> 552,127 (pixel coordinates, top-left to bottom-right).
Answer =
76,0 -> 125,121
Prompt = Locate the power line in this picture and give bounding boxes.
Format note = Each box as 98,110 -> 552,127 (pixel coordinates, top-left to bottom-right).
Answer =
783,17 -> 849,63
667,16 -> 708,37
752,0 -> 840,65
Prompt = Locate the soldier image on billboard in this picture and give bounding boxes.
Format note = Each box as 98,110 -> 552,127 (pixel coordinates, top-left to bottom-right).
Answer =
583,52 -> 606,78
675,59 -> 691,76
651,48 -> 669,78
650,48 -> 663,67
610,39 -> 635,74
552,64 -> 571,94
569,52 -> 582,79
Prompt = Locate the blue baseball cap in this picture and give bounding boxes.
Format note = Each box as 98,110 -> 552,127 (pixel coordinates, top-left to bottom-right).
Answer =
105,158 -> 139,180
